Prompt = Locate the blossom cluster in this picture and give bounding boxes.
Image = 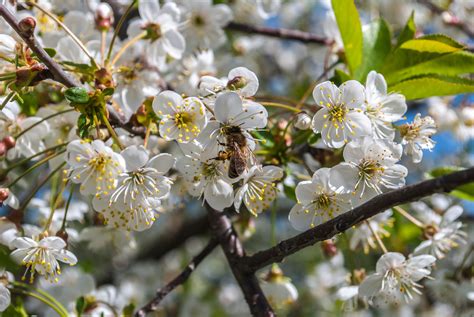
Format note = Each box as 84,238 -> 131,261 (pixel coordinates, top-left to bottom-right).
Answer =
0,0 -> 471,315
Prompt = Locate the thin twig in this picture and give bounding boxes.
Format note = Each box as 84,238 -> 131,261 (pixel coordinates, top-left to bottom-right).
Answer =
0,4 -> 80,87
226,22 -> 332,45
134,239 -> 219,316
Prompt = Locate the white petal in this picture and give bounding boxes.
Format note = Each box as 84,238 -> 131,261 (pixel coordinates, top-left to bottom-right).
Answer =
214,92 -> 243,123
312,81 -> 340,107
329,163 -> 359,193
121,145 -> 149,171
152,90 -> 183,115
340,80 -> 365,109
40,236 -> 66,249
148,153 -> 175,174
376,252 -> 405,273
442,205 -> 463,225
359,274 -> 383,297
162,29 -> 185,59
288,204 -> 312,231
139,0 -> 160,22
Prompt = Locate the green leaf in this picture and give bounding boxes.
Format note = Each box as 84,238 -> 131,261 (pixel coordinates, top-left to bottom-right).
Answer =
65,87 -> 90,104
331,0 -> 363,74
428,167 -> 474,201
419,34 -> 465,49
386,51 -> 474,84
331,69 -> 351,85
389,75 -> 474,99
77,114 -> 91,138
75,296 -> 86,317
355,19 -> 392,81
399,39 -> 462,53
283,184 -> 296,202
396,11 -> 416,47
102,87 -> 115,96
122,303 -> 135,317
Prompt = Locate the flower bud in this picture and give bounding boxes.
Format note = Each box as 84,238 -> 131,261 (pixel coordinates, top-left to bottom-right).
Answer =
0,142 -> 6,156
0,188 -> 9,203
321,239 -> 338,258
0,34 -> 17,60
3,136 -> 15,150
56,229 -> 69,246
226,76 -> 248,90
95,3 -> 114,31
3,135 -> 16,150
18,17 -> 36,36
294,112 -> 312,130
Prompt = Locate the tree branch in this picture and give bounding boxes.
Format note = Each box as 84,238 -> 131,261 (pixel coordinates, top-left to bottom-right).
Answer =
206,204 -> 275,317
134,238 -> 219,317
242,167 -> 474,272
226,22 -> 332,45
0,4 -> 80,87
418,0 -> 474,38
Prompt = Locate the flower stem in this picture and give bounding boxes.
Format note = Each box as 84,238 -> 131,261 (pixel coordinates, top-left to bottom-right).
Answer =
15,109 -> 75,139
12,281 -> 69,315
20,162 -> 66,211
4,142 -> 68,172
60,184 -> 75,231
105,0 -> 137,65
7,149 -> 66,188
365,220 -> 388,254
143,120 -> 152,149
0,91 -> 15,110
99,110 -> 124,150
260,101 -> 300,113
11,288 -> 68,317
393,206 -> 424,228
44,179 -> 70,231
110,31 -> 146,67
26,1 -> 96,65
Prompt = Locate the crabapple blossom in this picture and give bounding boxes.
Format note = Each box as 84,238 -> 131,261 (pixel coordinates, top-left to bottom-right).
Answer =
311,80 -> 371,148
11,236 -> 77,283
359,252 -> 436,304
153,90 -> 207,143
234,165 -> 283,215
364,71 -> 407,139
399,113 -> 437,163
93,145 -> 174,231
289,168 -> 352,230
329,137 -> 407,206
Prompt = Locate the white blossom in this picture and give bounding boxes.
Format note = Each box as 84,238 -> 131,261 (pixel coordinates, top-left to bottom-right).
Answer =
234,165 -> 283,215
312,80 -> 371,148
330,137 -> 407,206
93,145 -> 174,231
364,71 -> 407,139
289,167 -> 352,230
400,113 -> 437,163
359,252 -> 436,304
66,140 -> 125,196
11,236 -> 77,283
153,90 -> 207,143
176,141 -> 234,211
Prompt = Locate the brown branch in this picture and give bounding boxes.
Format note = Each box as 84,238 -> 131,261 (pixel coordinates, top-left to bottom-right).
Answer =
98,214 -> 209,285
241,167 -> 474,272
418,0 -> 474,38
134,238 -> 219,317
206,204 -> 275,317
0,4 -> 80,87
226,22 -> 332,45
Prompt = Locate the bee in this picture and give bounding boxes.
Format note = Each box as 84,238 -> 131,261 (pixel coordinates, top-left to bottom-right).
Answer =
216,125 -> 254,179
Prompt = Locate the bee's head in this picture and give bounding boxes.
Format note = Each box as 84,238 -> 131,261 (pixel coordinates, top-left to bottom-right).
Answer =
222,125 -> 242,135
